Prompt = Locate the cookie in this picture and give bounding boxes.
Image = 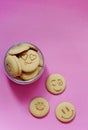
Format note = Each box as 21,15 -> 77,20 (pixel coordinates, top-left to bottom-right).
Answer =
20,67 -> 41,80
19,50 -> 40,72
28,44 -> 38,51
38,66 -> 42,73
55,102 -> 76,122
5,55 -> 22,77
38,53 -> 44,67
29,97 -> 50,118
8,43 -> 31,55
46,74 -> 66,94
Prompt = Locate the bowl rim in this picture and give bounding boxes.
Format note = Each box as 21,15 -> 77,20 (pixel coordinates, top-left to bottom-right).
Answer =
4,42 -> 45,85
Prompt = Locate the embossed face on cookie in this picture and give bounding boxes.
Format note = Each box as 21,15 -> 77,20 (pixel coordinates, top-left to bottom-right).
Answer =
60,104 -> 74,120
29,97 -> 49,118
46,74 -> 66,94
56,102 -> 76,122
20,50 -> 39,64
51,78 -> 63,92
35,101 -> 45,111
19,50 -> 40,72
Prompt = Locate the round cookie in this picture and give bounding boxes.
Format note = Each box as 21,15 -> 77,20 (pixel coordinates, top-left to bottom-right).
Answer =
20,67 -> 40,80
19,50 -> 40,72
38,66 -> 42,73
46,74 -> 66,94
8,43 -> 31,55
29,97 -> 50,118
28,44 -> 38,51
38,53 -> 44,67
55,102 -> 76,123
5,55 -> 22,77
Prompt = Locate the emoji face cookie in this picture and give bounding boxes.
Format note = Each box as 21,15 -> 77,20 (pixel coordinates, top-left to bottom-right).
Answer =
19,50 -> 40,72
5,55 -> 22,77
46,74 -> 66,94
55,102 -> 76,122
29,97 -> 50,118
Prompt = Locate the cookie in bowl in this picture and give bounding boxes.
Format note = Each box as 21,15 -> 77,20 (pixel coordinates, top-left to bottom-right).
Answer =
4,42 -> 44,85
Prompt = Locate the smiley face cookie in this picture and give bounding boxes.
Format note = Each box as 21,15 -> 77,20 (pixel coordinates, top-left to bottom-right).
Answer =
55,102 -> 76,122
29,97 -> 50,118
5,55 -> 22,77
46,74 -> 66,94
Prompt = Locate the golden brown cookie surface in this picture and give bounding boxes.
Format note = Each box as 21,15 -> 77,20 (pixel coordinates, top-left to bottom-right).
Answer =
8,43 -> 30,55
46,74 -> 66,94
5,55 -> 22,77
29,97 -> 50,118
19,50 -> 40,72
55,102 -> 76,122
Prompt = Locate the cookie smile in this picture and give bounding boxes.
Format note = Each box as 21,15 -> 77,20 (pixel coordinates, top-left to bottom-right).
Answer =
53,87 -> 62,92
62,110 -> 74,120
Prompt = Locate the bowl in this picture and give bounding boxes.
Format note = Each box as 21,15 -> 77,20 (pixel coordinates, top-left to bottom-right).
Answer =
4,42 -> 45,85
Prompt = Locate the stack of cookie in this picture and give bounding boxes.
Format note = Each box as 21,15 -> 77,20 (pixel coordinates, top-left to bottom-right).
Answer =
5,43 -> 44,82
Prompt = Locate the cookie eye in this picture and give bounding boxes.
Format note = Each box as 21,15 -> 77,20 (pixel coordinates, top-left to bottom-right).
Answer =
65,107 -> 70,112
51,80 -> 57,86
21,53 -> 28,61
57,79 -> 63,86
62,109 -> 66,114
29,54 -> 37,61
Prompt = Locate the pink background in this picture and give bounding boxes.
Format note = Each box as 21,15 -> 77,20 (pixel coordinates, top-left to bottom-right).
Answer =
0,0 -> 88,130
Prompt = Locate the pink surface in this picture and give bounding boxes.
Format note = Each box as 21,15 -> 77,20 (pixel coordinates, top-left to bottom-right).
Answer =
0,0 -> 88,130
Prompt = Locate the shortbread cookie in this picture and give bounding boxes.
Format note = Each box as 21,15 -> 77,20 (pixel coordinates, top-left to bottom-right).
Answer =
28,44 -> 38,51
20,66 -> 42,80
19,50 -> 40,72
55,102 -> 76,122
8,43 -> 31,55
20,67 -> 40,80
38,53 -> 44,67
38,66 -> 42,74
29,97 -> 50,118
5,55 -> 22,77
46,74 -> 66,94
